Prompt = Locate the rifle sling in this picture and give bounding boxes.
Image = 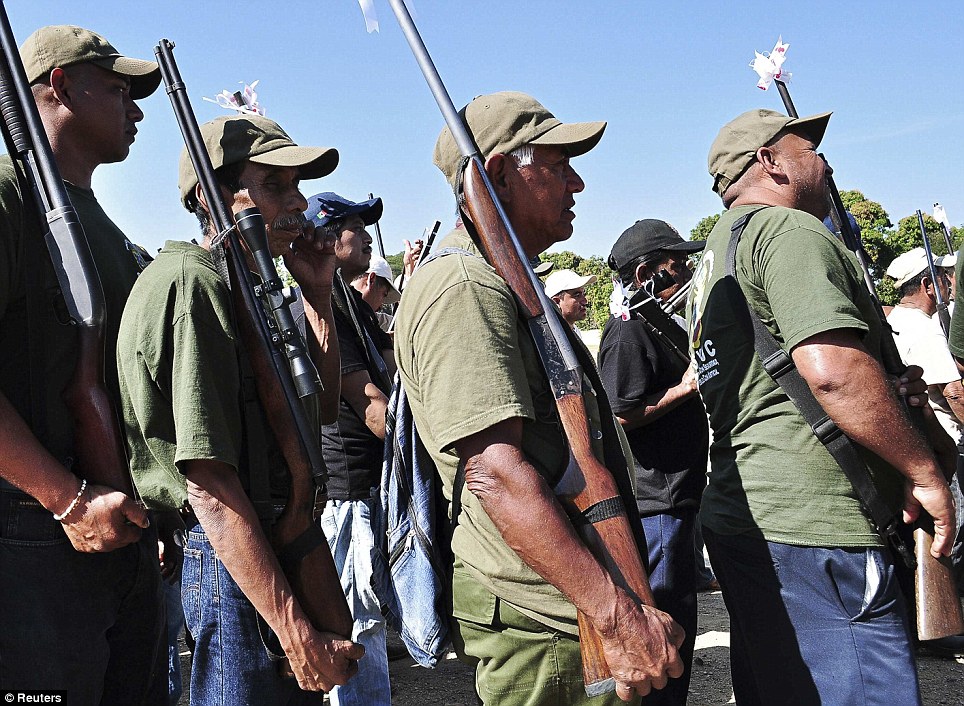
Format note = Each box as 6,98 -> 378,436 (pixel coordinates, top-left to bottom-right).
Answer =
725,208 -> 913,568
275,523 -> 327,575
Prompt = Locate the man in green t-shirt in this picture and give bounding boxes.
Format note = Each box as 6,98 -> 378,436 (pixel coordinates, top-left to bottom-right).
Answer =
393,91 -> 684,705
0,25 -> 167,703
117,114 -> 363,704
689,108 -> 955,705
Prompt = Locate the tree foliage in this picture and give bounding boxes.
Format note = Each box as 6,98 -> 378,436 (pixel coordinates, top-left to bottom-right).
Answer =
691,213 -> 722,241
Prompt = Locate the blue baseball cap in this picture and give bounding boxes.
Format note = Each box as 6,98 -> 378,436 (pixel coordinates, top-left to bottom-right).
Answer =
305,192 -> 383,229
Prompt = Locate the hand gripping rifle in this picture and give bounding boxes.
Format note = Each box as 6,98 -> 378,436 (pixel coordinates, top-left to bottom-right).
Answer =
918,210 -> 951,338
388,1 -> 660,695
154,40 -> 353,661
0,2 -> 138,501
770,76 -> 964,641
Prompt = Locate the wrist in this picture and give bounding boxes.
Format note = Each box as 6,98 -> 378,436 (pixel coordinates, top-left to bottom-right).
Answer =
53,478 -> 88,522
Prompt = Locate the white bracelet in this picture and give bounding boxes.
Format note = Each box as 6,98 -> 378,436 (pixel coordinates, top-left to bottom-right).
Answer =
53,478 -> 88,521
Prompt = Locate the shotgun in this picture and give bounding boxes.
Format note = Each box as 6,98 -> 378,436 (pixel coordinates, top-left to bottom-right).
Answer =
369,192 -> 385,258
774,77 -> 964,641
154,39 -> 353,668
918,210 -> 951,338
388,0 -> 671,695
0,2 -> 137,501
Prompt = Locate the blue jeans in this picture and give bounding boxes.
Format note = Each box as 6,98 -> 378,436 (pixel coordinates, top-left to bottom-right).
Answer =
320,496 -> 391,706
704,527 -> 921,706
181,526 -> 321,706
165,579 -> 184,706
640,510 -> 697,706
0,489 -> 166,705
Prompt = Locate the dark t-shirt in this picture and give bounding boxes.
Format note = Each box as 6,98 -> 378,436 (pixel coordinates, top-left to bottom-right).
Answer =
0,157 -> 149,468
321,284 -> 393,500
598,313 -> 708,515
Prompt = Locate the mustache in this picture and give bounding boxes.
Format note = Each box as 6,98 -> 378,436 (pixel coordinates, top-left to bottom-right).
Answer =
273,213 -> 309,231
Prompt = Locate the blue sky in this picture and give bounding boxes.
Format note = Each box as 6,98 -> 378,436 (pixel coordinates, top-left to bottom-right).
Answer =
8,1 -> 964,258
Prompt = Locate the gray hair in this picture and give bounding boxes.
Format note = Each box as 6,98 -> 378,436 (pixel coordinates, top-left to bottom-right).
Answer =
508,143 -> 535,167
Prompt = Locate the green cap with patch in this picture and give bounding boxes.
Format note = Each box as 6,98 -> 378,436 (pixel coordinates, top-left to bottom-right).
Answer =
178,114 -> 339,208
433,91 -> 606,191
21,25 -> 160,100
708,108 -> 831,198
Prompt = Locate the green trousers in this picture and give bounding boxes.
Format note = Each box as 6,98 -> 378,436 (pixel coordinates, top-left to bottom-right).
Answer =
451,575 -> 638,706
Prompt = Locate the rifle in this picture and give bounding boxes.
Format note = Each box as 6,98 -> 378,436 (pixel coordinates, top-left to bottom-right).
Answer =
918,210 -> 951,338
388,0 -> 664,695
154,39 -> 353,669
772,77 -> 964,641
369,192 -> 385,258
0,2 -> 137,501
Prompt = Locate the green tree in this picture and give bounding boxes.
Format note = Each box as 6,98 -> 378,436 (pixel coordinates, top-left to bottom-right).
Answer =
691,213 -> 721,241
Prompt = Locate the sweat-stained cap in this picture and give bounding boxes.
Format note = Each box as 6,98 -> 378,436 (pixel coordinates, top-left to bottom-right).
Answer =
178,115 -> 339,208
708,108 -> 832,198
608,219 -> 704,273
886,247 -> 929,288
21,25 -> 160,100
433,91 -> 606,191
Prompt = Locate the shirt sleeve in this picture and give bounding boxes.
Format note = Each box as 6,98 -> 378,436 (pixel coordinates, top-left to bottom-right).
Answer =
753,224 -> 869,351
598,319 -> 658,415
170,285 -> 243,471
410,277 -> 533,453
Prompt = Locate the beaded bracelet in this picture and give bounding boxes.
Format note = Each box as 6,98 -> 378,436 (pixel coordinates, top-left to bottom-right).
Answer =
53,478 -> 88,522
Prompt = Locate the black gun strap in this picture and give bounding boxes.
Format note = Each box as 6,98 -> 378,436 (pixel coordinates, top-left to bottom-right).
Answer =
725,208 -> 913,567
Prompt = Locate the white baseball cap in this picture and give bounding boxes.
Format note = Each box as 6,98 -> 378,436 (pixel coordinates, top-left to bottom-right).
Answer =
886,248 -> 929,288
366,256 -> 401,305
544,269 -> 597,298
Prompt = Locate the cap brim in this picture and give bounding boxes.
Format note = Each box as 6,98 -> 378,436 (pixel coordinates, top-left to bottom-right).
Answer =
664,240 -> 706,254
787,112 -> 832,148
250,145 -> 340,180
530,120 -> 607,157
91,56 -> 161,99
384,286 -> 401,306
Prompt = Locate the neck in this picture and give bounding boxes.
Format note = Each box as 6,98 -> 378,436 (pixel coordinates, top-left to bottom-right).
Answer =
45,118 -> 97,190
899,294 -> 936,316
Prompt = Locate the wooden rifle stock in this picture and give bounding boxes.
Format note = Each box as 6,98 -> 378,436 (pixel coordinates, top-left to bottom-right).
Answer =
154,39 -> 353,670
463,159 -> 655,695
0,2 -> 134,498
774,79 -> 963,641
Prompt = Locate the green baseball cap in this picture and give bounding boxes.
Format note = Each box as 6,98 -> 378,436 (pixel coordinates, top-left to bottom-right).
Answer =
21,25 -> 160,100
433,91 -> 606,190
178,114 -> 339,208
708,108 -> 831,198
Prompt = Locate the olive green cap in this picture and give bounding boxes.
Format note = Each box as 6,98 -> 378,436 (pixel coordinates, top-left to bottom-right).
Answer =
708,108 -> 832,198
178,114 -> 339,208
21,25 -> 160,100
433,91 -> 606,191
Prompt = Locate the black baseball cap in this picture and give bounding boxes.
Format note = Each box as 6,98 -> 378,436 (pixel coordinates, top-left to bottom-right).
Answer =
608,219 -> 704,272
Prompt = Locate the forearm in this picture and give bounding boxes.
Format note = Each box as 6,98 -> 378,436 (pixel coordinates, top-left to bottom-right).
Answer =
794,336 -> 943,486
186,461 -> 311,651
302,292 -> 341,424
0,390 -> 83,512
616,382 -> 696,431
458,422 -> 625,628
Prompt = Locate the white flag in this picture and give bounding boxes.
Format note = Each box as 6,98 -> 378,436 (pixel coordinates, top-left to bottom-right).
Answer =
934,203 -> 952,232
358,0 -> 379,33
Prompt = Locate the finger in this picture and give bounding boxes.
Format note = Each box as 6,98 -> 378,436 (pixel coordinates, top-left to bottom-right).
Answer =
615,681 -> 639,702
121,497 -> 150,528
337,640 -> 366,661
666,652 -> 685,679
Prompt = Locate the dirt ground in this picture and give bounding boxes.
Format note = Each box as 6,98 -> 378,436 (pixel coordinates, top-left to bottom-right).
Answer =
176,590 -> 964,704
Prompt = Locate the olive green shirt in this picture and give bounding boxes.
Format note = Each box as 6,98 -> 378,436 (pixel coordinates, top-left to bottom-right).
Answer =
949,256 -> 964,360
394,229 -> 620,635
117,241 -> 243,511
687,205 -> 902,546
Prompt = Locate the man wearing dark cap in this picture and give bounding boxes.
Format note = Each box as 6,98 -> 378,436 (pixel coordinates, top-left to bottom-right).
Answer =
303,192 -> 394,706
0,25 -> 165,703
394,91 -> 683,704
689,108 -> 955,704
598,219 -> 708,706
117,115 -> 363,704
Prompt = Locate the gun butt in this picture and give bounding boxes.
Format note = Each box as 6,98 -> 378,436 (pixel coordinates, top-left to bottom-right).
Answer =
914,526 -> 964,641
